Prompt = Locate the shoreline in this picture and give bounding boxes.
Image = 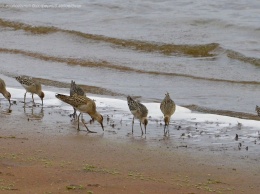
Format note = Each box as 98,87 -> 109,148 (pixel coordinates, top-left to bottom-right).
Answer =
4,81 -> 260,120
1,3 -> 260,193
0,97 -> 260,193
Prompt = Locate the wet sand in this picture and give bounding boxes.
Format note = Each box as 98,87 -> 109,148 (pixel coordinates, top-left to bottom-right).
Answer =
0,102 -> 260,194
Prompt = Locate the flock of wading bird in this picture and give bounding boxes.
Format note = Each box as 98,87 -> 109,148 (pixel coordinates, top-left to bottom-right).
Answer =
0,76 -> 175,135
2,76 -> 260,135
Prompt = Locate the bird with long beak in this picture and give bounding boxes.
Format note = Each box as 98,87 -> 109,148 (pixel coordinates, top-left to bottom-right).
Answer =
160,92 -> 176,135
0,78 -> 11,106
127,96 -> 148,135
15,76 -> 44,106
55,93 -> 104,133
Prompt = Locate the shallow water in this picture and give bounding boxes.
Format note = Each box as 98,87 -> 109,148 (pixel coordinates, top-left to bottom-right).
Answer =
0,0 -> 259,114
1,88 -> 260,163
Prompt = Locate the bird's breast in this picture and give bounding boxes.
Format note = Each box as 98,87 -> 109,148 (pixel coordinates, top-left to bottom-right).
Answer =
22,84 -> 36,93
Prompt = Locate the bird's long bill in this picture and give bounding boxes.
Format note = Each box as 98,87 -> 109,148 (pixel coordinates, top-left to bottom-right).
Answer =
101,123 -> 104,131
8,99 -> 11,106
41,98 -> 43,106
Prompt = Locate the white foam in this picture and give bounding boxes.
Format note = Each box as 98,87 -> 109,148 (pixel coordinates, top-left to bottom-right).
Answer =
98,96 -> 260,131
6,87 -> 260,133
7,87 -> 62,106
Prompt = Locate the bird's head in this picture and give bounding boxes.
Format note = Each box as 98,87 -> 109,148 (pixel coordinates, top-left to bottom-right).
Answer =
96,113 -> 104,131
39,92 -> 45,106
142,117 -> 148,133
4,92 -> 11,105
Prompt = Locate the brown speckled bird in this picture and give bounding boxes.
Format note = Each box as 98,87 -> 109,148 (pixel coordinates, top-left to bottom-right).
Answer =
160,92 -> 176,135
127,96 -> 148,135
55,93 -> 104,133
15,76 -> 44,106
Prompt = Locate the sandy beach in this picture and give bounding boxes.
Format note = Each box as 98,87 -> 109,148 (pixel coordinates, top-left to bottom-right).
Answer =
1,101 -> 259,194
0,1 -> 260,193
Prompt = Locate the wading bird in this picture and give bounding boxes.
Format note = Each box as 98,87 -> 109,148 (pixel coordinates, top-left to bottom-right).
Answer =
56,93 -> 104,133
127,96 -> 148,135
15,76 -> 44,106
160,92 -> 176,135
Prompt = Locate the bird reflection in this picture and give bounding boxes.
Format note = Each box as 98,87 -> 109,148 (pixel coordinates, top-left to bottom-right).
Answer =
127,132 -> 147,143
24,106 -> 44,120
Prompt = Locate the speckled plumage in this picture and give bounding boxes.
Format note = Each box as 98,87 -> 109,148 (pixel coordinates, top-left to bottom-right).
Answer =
0,78 -> 11,105
70,80 -> 85,118
127,96 -> 148,135
70,80 -> 85,96
55,93 -> 104,132
15,76 -> 44,105
160,92 -> 176,135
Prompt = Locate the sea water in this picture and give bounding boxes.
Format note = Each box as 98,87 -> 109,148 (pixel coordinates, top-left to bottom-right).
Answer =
0,0 -> 259,114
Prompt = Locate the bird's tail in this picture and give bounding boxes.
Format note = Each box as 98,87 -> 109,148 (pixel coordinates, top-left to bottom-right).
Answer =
71,80 -> 75,87
15,76 -> 22,83
56,93 -> 73,105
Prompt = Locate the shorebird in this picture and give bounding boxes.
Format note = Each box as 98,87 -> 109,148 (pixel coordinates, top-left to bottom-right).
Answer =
0,78 -> 11,105
15,76 -> 44,106
55,93 -> 104,133
127,96 -> 148,135
70,80 -> 85,118
256,105 -> 260,117
160,92 -> 176,135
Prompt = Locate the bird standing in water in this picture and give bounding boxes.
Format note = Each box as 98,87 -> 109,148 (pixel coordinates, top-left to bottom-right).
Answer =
15,76 -> 44,106
56,93 -> 104,133
127,96 -> 148,135
160,92 -> 176,135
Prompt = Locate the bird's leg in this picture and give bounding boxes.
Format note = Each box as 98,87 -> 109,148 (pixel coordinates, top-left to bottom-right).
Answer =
70,108 -> 77,119
7,104 -> 12,113
90,117 -> 95,123
77,113 -> 81,131
80,114 -> 96,133
167,125 -> 170,136
132,117 -> 134,134
164,124 -> 167,136
24,92 -> 27,104
73,108 -> 77,119
140,122 -> 143,135
32,93 -> 35,105
88,117 -> 94,124
81,115 -> 97,133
